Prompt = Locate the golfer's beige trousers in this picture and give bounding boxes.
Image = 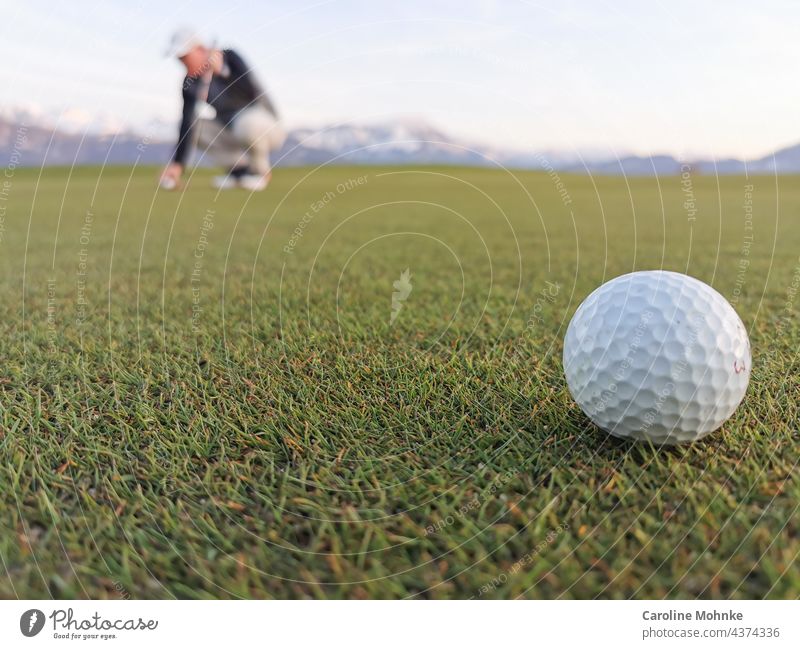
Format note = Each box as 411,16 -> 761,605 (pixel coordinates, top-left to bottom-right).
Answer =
197,106 -> 286,175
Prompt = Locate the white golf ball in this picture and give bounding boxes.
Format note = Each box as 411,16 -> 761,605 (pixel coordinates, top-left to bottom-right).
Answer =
563,271 -> 751,444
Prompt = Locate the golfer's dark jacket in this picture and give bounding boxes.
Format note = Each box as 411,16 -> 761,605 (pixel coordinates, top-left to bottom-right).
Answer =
173,49 -> 278,165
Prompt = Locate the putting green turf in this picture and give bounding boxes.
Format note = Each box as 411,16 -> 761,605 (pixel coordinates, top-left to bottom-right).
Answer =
0,164 -> 798,598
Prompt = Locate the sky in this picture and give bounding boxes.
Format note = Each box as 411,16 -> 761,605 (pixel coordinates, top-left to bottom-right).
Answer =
2,0 -> 799,159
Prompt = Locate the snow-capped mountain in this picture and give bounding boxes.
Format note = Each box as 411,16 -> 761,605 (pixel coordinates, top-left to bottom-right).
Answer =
2,105 -> 800,174
280,120 -> 489,166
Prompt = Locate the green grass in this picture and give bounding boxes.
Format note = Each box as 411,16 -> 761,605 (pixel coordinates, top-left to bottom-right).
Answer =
0,164 -> 798,599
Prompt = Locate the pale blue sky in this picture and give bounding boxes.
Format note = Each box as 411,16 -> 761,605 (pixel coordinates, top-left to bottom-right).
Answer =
2,0 -> 799,158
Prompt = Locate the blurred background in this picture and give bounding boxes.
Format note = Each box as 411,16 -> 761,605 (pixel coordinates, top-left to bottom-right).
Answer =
3,0 -> 800,172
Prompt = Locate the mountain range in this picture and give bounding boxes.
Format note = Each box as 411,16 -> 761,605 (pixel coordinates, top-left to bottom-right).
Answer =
1,107 -> 797,175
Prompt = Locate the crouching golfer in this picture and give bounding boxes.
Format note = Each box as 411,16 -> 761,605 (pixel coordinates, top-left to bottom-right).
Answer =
160,29 -> 285,191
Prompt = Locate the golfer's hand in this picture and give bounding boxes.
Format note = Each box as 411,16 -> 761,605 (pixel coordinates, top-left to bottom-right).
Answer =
159,162 -> 183,189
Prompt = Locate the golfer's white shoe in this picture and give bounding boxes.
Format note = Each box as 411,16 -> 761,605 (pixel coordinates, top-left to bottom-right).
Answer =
238,172 -> 271,191
212,175 -> 240,190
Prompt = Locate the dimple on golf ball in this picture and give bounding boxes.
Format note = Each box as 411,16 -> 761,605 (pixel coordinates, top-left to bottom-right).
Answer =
563,271 -> 751,444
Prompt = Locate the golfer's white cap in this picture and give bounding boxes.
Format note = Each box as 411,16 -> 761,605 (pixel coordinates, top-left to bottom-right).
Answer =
165,27 -> 204,58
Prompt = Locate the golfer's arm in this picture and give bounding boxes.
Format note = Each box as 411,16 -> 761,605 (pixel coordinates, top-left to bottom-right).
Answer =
173,83 -> 198,165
